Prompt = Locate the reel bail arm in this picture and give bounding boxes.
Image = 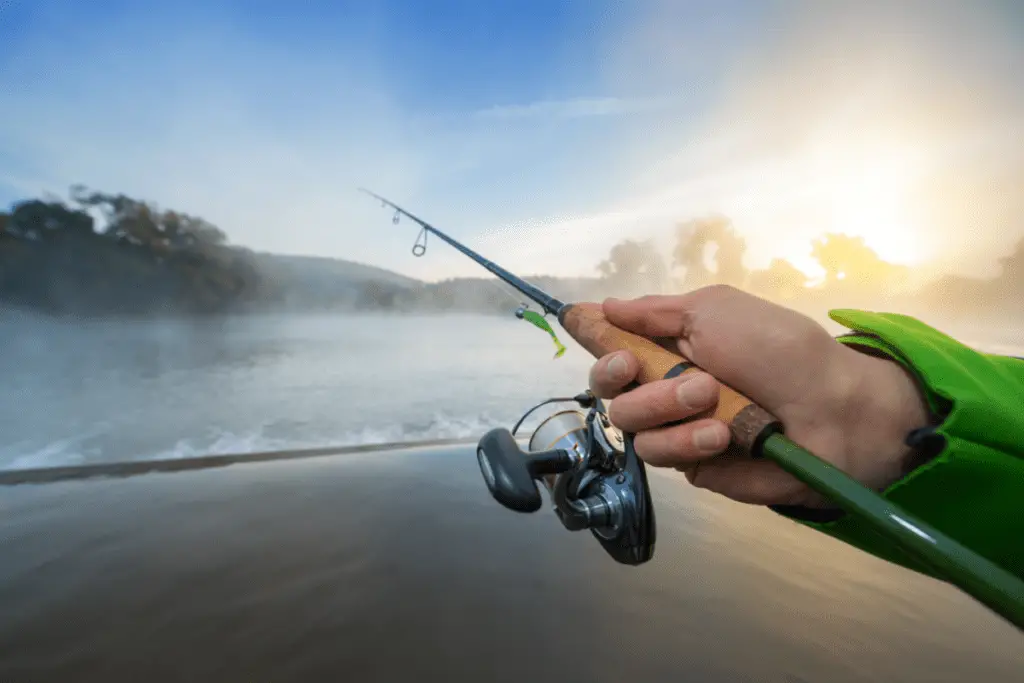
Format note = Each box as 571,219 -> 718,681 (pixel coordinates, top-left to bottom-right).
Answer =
476,393 -> 656,566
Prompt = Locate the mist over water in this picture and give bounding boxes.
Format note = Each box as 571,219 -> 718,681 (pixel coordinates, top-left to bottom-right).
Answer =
2,308 -> 1020,471
0,311 -> 599,470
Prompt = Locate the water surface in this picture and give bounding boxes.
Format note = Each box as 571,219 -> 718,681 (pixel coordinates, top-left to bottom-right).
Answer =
1,446 -> 1021,683
1,311 -> 1021,681
2,310 -> 1017,470
0,312 -> 595,469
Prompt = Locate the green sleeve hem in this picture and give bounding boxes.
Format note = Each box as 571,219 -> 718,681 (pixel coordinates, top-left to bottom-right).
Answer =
774,309 -> 1024,582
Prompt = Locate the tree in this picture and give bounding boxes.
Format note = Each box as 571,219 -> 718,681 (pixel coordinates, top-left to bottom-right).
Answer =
997,237 -> 1024,289
176,214 -> 227,248
69,186 -> 227,251
597,239 -> 668,294
355,280 -> 401,310
0,185 -> 258,316
8,199 -> 94,240
748,258 -> 808,301
809,233 -> 908,292
673,216 -> 747,289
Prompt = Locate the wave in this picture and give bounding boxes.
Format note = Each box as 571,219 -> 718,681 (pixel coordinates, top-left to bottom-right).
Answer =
2,437 -> 95,471
149,413 -> 511,461
0,409 -> 561,472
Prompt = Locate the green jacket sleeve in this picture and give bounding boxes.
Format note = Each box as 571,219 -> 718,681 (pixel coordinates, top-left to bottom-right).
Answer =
771,309 -> 1024,582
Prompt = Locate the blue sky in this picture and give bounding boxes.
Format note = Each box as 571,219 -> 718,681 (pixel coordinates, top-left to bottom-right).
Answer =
1,0 -> 1022,282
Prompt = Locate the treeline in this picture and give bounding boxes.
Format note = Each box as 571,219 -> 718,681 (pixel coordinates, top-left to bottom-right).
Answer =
0,187 -> 415,317
0,185 -> 669,318
3,186 -> 1022,321
665,216 -> 1024,319
351,274 -> 621,315
357,214 -> 1024,321
0,186 -> 265,316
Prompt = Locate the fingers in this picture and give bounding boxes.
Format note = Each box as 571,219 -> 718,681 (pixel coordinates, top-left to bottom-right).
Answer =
590,359 -> 733,470
588,350 -> 640,399
606,371 -> 721,432
602,295 -> 695,338
682,455 -> 811,506
632,418 -> 731,467
630,419 -> 813,506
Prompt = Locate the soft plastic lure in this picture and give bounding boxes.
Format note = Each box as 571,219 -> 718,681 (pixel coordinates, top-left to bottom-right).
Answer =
516,306 -> 567,359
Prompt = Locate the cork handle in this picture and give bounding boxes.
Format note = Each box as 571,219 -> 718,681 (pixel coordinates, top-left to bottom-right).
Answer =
558,302 -> 782,455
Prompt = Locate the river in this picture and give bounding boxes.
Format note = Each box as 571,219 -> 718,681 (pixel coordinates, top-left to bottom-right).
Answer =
0,310 -> 1021,682
0,311 -> 602,469
3,309 -> 1018,471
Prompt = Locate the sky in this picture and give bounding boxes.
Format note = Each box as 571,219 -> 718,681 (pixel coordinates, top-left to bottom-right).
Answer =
1,0 -> 1022,283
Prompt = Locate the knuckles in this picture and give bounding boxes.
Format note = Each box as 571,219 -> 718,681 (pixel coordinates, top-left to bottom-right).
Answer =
698,283 -> 740,297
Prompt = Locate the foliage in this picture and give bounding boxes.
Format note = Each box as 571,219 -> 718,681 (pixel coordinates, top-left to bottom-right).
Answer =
673,216 -> 748,289
596,239 -> 669,295
0,186 -> 258,316
747,259 -> 809,301
809,233 -> 909,292
4,184 -> 1021,323
997,237 -> 1024,289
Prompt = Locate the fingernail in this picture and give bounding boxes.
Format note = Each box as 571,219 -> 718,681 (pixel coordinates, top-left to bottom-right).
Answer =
676,374 -> 715,410
607,354 -> 629,382
693,425 -> 725,453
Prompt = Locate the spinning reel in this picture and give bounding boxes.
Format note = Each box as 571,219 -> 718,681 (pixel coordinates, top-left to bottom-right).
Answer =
475,391 -> 656,565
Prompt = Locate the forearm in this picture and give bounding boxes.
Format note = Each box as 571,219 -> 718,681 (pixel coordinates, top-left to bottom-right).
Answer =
772,310 -> 1024,582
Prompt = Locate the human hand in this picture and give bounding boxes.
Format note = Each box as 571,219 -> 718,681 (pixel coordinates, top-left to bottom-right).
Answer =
587,286 -> 931,508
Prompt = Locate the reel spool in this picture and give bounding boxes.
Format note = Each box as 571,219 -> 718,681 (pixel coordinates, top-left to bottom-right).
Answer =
526,408 -> 589,496
475,392 -> 656,565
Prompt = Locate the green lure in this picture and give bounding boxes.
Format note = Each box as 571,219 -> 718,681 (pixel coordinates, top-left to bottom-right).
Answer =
516,306 -> 566,359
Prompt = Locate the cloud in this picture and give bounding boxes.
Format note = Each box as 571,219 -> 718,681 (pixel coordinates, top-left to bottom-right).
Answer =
476,0 -> 1024,283
2,1 -> 1021,287
0,2 -> 676,282
0,5 -> 448,275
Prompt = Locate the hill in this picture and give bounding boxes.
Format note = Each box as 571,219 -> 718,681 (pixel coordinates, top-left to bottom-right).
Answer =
4,185 -> 1023,324
249,252 -> 423,312
0,187 -> 427,318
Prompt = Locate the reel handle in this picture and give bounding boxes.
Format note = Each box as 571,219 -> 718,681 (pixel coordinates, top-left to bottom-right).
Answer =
476,428 -> 573,513
558,302 -> 782,456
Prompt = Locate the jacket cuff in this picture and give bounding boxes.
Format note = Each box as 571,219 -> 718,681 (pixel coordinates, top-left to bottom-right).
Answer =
770,309 -> 1024,579
770,317 -> 943,525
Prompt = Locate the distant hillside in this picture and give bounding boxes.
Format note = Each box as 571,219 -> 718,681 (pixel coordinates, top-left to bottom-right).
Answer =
5,185 -> 1023,323
251,252 -> 421,289
0,188 -> 427,318
348,273 -> 644,315
250,252 -> 423,311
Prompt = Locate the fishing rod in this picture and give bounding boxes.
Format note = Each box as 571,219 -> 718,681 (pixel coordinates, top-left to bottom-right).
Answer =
360,188 -> 1024,630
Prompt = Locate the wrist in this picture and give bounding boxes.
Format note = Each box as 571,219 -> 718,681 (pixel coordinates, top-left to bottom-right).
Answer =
836,344 -> 934,491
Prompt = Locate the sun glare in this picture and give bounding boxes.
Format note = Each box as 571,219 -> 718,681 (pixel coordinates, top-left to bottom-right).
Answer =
792,136 -> 934,271
824,168 -> 924,266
